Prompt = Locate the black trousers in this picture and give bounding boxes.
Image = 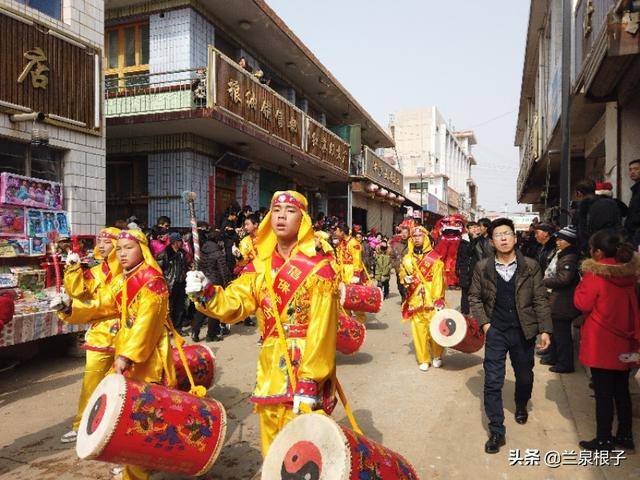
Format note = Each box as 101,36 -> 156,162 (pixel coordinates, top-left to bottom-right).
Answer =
546,316 -> 574,371
169,283 -> 186,330
378,280 -> 389,298
460,286 -> 470,315
396,273 -> 406,301
591,368 -> 632,439
483,326 -> 535,435
192,310 -> 222,338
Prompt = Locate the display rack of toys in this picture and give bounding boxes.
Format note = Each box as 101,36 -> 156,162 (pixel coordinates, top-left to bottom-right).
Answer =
0,172 -> 94,348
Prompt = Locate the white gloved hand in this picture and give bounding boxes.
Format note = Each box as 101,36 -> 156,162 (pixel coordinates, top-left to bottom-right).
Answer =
185,270 -> 209,295
349,276 -> 360,284
50,292 -> 71,312
404,275 -> 414,284
293,395 -> 317,414
232,245 -> 241,257
66,252 -> 81,266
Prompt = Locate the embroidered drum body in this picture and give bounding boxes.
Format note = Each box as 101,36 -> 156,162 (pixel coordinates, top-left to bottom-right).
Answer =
76,374 -> 226,476
339,284 -> 383,314
336,313 -> 366,355
169,344 -> 215,392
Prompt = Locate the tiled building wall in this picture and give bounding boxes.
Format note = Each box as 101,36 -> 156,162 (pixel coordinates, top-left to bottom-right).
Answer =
148,151 -> 213,227
0,0 -> 106,235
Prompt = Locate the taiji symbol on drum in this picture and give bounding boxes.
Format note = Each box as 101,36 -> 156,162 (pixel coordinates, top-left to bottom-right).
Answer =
439,318 -> 457,337
281,441 -> 322,480
87,394 -> 107,435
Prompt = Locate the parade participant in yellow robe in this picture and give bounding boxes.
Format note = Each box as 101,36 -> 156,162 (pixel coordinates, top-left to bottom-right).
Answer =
186,191 -> 338,458
55,227 -> 122,444
333,223 -> 366,322
399,226 -> 446,371
236,213 -> 259,271
52,229 -> 176,480
314,230 -> 335,258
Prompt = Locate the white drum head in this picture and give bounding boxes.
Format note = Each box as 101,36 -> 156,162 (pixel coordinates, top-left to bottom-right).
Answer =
430,308 -> 468,347
262,414 -> 351,480
76,373 -> 127,460
339,282 -> 346,306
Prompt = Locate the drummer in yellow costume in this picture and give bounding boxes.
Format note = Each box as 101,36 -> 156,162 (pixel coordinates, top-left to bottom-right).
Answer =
53,227 -> 122,444
52,229 -> 176,480
399,226 -> 446,372
186,191 -> 338,458
236,213 -> 259,270
333,223 -> 366,321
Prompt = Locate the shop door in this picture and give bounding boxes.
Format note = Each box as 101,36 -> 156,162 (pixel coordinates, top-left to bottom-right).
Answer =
214,168 -> 237,227
352,207 -> 367,232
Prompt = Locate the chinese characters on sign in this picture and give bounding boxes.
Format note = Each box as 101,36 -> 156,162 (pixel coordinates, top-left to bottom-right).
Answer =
364,148 -> 403,193
306,120 -> 349,172
217,55 -> 302,148
17,47 -> 49,89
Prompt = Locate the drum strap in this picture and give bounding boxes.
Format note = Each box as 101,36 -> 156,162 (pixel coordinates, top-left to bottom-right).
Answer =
335,377 -> 363,435
168,322 -> 207,398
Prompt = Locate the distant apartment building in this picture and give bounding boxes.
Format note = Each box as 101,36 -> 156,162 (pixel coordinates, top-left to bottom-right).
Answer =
388,107 -> 478,221
103,0 -> 402,232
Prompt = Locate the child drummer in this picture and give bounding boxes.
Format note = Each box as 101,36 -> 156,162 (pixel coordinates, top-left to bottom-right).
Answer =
52,229 -> 176,480
54,227 -> 122,445
333,223 -> 366,322
186,191 -> 339,458
399,226 -> 446,371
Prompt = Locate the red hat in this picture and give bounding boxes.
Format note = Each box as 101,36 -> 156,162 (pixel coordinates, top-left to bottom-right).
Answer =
595,182 -> 613,197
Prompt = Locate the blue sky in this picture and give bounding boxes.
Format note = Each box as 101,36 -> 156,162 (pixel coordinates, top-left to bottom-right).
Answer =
267,0 -> 530,211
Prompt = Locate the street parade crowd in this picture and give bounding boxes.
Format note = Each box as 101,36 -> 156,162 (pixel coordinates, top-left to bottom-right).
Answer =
32,163 -> 640,479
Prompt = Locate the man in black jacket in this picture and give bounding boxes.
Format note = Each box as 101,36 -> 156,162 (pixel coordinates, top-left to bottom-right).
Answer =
469,218 -> 552,454
157,232 -> 188,334
575,179 -> 623,255
625,159 -> 640,247
533,222 -> 556,272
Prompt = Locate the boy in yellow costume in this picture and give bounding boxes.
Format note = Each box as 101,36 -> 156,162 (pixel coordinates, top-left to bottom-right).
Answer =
333,223 -> 366,322
399,226 -> 446,371
54,227 -> 122,444
52,229 -> 176,480
186,191 -> 338,458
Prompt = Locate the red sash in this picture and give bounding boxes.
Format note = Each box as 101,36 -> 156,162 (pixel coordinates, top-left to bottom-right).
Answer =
402,250 -> 440,318
261,253 -> 328,337
115,265 -> 164,310
100,260 -> 113,285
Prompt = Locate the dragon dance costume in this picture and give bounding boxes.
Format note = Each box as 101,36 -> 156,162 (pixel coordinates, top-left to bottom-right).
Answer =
399,226 -> 446,366
62,227 -> 122,432
60,229 -> 176,480
190,191 -> 339,457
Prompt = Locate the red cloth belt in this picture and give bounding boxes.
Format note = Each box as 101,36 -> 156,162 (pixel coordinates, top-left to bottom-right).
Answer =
263,322 -> 308,340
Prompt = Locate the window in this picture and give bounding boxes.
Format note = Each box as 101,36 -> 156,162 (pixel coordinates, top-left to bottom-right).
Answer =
409,182 -> 429,193
105,22 -> 150,90
0,139 -> 62,182
17,0 -> 61,19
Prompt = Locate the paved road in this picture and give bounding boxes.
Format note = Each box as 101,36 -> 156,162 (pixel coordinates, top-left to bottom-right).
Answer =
1,281 -> 638,479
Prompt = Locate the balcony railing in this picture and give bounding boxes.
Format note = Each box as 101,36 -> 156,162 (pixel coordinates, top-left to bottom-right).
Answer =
574,0 -> 617,85
104,47 -> 350,174
351,146 -> 403,194
105,68 -> 205,117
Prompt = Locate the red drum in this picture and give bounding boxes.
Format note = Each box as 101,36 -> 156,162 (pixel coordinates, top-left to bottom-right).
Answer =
339,283 -> 383,314
76,374 -> 226,476
430,308 -> 485,353
169,344 -> 215,392
336,313 -> 366,355
263,414 -> 419,479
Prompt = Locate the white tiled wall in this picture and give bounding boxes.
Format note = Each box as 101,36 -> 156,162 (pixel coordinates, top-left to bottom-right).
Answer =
148,151 -> 213,227
236,167 -> 260,211
0,0 -> 106,235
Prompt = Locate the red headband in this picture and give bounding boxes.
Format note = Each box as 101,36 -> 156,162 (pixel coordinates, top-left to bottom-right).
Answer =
271,192 -> 306,211
98,232 -> 118,240
117,231 -> 139,242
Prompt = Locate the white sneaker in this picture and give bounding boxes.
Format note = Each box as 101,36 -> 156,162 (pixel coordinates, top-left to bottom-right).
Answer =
432,358 -> 443,368
111,466 -> 123,476
419,363 -> 430,371
60,430 -> 77,443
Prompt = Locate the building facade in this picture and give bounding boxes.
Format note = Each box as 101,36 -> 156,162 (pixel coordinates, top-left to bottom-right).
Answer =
0,0 -> 105,234
388,107 -> 478,220
515,0 -> 640,217
104,0 -> 398,230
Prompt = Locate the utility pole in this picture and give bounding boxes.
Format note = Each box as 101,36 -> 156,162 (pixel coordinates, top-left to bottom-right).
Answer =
560,0 -> 572,226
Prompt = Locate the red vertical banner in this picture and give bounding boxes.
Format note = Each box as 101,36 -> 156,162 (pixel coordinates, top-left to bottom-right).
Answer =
209,175 -> 215,225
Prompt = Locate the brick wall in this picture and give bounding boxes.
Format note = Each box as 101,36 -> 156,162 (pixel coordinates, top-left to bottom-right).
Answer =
148,151 -> 213,227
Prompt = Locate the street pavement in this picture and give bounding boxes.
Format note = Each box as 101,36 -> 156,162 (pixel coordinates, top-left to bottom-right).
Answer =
1,281 -> 639,479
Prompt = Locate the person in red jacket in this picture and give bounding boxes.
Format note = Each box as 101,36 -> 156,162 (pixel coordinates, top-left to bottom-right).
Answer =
574,230 -> 640,452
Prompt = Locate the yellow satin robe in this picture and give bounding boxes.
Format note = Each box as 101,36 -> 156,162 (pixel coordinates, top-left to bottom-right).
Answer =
238,235 -> 257,266
63,262 -> 122,431
335,236 -> 364,283
399,251 -> 446,364
192,253 -> 338,455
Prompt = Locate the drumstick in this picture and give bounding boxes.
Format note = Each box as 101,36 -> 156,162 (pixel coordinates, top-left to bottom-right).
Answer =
48,231 -> 61,293
182,191 -> 200,269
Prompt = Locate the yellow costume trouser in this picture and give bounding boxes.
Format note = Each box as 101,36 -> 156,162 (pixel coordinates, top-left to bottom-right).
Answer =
256,404 -> 296,458
72,350 -> 113,431
123,465 -> 148,480
410,311 -> 444,364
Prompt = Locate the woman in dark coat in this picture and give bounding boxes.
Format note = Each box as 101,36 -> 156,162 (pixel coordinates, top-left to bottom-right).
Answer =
191,228 -> 232,342
542,226 -> 581,373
